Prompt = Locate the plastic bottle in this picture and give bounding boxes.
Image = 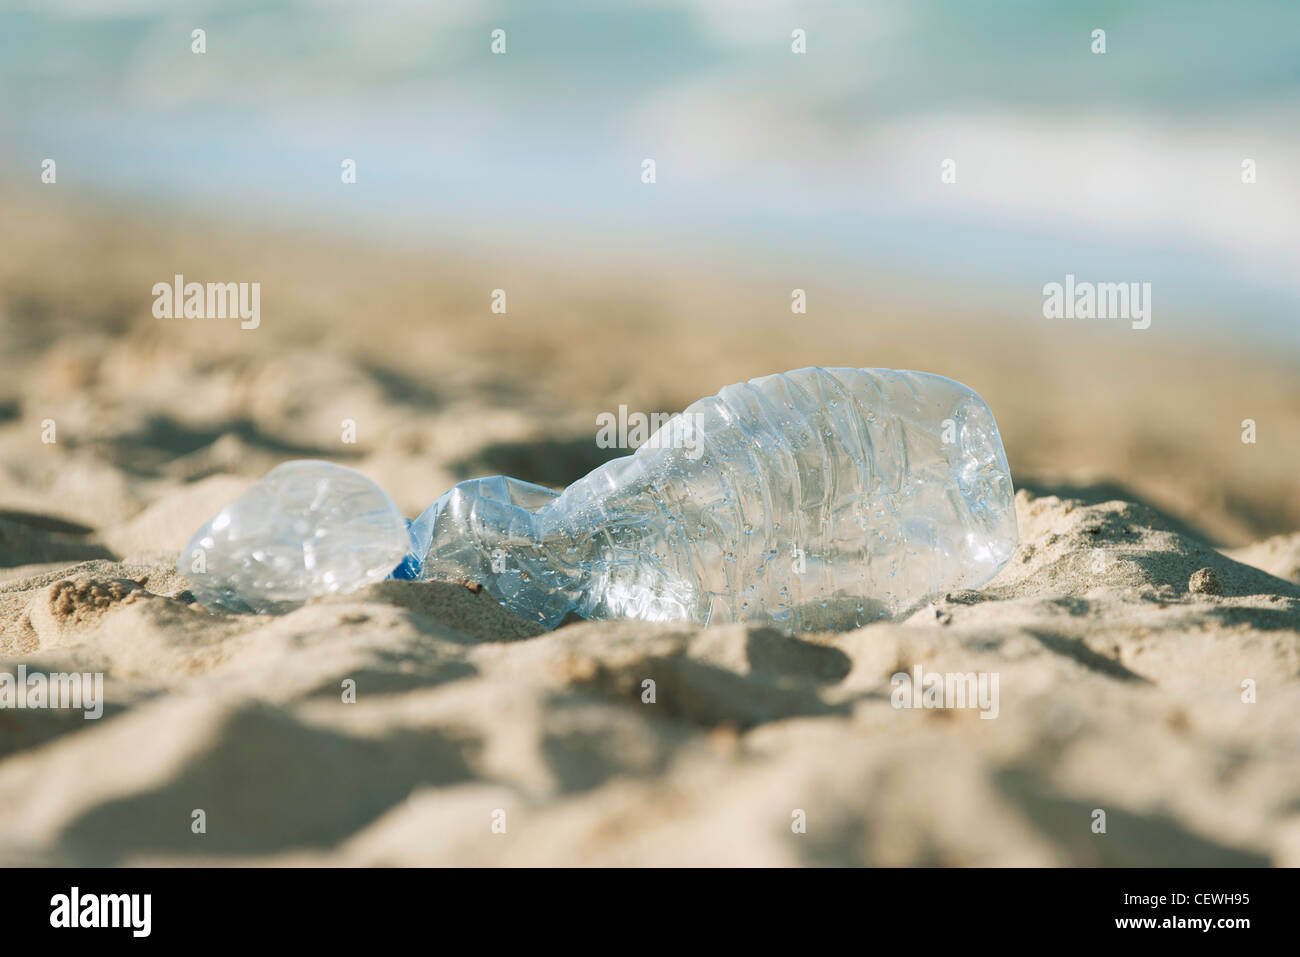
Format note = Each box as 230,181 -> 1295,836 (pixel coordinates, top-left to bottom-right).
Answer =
400,367 -> 1018,630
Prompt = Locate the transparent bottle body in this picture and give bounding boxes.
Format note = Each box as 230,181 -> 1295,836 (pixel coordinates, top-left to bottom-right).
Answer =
406,367 -> 1018,630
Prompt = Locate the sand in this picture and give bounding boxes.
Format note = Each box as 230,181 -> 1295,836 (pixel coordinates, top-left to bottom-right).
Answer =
0,192 -> 1297,865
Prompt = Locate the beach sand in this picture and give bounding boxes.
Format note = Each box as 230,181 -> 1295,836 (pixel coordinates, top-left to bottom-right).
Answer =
1,192 -> 1297,865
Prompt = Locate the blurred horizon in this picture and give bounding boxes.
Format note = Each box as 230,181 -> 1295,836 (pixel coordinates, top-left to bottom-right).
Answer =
3,0 -> 1300,348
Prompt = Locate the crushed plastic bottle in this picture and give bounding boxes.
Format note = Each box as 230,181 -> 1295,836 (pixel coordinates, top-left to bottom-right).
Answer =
178,460 -> 410,614
401,367 -> 1018,629
179,368 -> 1018,629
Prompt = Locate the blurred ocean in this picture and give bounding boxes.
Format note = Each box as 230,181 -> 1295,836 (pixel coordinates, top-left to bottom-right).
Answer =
2,0 -> 1298,345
